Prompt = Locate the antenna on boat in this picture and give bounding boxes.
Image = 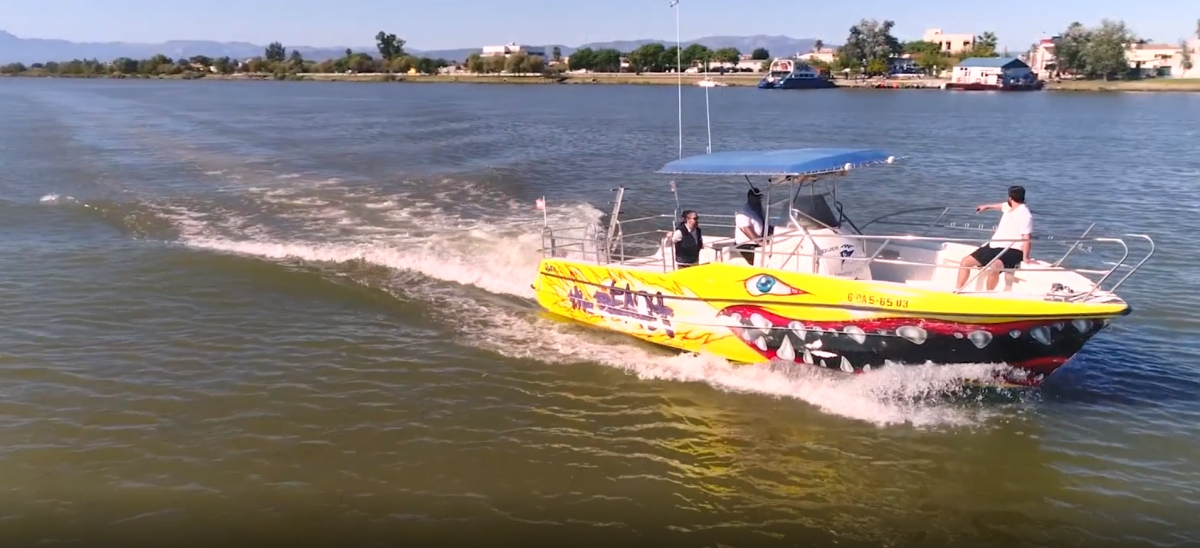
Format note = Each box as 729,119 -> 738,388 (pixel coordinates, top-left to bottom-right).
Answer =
671,0 -> 682,159
702,57 -> 712,154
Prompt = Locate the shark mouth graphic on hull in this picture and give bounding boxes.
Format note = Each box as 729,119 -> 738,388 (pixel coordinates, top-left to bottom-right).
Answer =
718,305 -> 1109,387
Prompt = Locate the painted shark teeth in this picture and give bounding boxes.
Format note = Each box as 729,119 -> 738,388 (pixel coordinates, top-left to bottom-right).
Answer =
750,313 -> 771,330
840,356 -> 854,372
896,325 -> 927,345
754,336 -> 768,351
1072,319 -> 1092,333
788,321 -> 806,341
1009,329 -> 1021,338
803,349 -> 813,364
777,335 -> 796,361
844,325 -> 866,345
1030,326 -> 1052,345
968,330 -> 993,349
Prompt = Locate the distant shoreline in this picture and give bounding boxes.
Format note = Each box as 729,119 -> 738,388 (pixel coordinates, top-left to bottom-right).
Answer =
5,71 -> 1200,93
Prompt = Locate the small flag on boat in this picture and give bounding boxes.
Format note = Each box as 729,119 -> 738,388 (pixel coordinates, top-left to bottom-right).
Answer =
669,0 -> 679,6
669,180 -> 676,192
535,197 -> 546,211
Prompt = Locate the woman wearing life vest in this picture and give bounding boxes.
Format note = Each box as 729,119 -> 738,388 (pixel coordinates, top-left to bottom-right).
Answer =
667,210 -> 702,269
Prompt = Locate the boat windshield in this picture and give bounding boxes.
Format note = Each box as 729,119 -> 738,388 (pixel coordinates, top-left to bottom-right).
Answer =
791,192 -> 841,229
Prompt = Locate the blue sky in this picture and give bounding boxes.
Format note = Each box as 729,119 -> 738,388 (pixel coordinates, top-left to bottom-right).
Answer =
1,0 -> 1195,50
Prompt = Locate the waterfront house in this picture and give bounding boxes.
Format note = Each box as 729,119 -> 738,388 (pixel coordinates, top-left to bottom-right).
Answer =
1126,42 -> 1184,77
1169,39 -> 1200,78
1025,38 -> 1057,77
947,57 -> 1040,90
951,57 -> 1032,85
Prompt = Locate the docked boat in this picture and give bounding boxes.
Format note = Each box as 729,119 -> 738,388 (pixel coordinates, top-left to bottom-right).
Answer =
531,149 -> 1154,386
757,58 -> 836,89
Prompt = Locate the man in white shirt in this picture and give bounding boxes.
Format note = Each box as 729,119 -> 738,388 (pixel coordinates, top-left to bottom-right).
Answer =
734,188 -> 766,264
955,185 -> 1034,291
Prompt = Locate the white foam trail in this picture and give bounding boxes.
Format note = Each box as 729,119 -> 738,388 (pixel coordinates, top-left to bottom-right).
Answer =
39,194 -> 74,204
434,301 -> 1008,428
160,178 -> 1012,428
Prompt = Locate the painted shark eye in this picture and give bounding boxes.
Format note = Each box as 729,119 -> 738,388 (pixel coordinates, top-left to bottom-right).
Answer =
744,274 -> 802,296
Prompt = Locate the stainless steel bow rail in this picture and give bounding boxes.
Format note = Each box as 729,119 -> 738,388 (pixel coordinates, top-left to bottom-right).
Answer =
539,191 -> 1154,302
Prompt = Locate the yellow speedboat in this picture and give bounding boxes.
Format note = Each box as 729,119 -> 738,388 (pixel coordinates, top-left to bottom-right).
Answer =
532,148 -> 1154,386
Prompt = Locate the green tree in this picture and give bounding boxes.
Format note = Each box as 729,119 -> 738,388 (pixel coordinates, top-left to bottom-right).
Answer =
568,47 -> 596,71
813,39 -> 824,52
865,58 -> 888,76
681,43 -> 712,67
902,40 -> 940,55
592,48 -> 622,72
0,62 -> 27,74
552,46 -> 562,63
376,32 -> 406,60
483,56 -> 505,73
750,47 -> 770,60
465,53 -> 485,73
628,43 -> 666,72
1181,39 -> 1194,72
960,31 -> 999,59
245,56 -> 266,73
288,50 -> 304,70
112,57 -> 138,74
212,56 -> 233,74
1082,19 -> 1134,80
265,42 -> 286,63
1052,22 -> 1089,76
838,18 -> 900,70
660,46 -> 681,70
712,47 -> 741,66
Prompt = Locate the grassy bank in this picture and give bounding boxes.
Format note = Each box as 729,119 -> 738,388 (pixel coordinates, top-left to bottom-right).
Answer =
6,70 -> 1200,92
1043,78 -> 1200,92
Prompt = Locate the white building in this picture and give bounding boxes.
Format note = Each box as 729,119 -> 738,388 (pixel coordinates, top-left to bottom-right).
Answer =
1025,38 -> 1057,77
797,47 -> 836,65
950,57 -> 1035,88
1126,42 -> 1182,77
481,43 -> 546,58
924,28 -> 977,54
1169,38 -> 1200,78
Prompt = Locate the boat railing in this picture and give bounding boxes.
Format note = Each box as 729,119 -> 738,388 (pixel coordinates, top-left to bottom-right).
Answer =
852,205 -> 1137,275
742,230 -> 1153,300
540,213 -> 742,271
539,207 -> 1154,300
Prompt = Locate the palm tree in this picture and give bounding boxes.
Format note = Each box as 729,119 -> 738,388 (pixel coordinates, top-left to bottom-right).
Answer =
813,39 -> 824,52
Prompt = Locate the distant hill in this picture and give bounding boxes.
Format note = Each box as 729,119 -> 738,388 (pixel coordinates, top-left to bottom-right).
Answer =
0,30 -> 822,65
0,30 -> 366,64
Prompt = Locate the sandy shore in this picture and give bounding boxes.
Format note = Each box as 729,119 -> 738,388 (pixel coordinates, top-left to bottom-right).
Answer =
7,71 -> 1200,92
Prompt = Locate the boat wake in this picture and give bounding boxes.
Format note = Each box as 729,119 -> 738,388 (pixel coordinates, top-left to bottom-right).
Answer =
39,172 -> 1028,427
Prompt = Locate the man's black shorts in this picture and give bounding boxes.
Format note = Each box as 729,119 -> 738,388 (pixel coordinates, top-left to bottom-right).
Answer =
969,245 -> 1024,270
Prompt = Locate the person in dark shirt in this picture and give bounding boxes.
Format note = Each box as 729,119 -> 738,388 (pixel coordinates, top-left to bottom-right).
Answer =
667,210 -> 703,269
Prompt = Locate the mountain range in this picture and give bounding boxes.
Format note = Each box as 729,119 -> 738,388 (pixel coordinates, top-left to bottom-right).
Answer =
0,30 -> 819,64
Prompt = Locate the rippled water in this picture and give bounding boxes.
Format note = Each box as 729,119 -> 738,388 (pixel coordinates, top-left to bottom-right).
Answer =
1,78 -> 1198,547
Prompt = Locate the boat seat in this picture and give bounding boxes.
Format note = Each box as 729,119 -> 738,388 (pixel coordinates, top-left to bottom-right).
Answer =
910,258 -> 1023,293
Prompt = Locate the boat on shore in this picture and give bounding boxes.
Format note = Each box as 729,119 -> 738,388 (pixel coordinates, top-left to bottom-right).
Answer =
944,80 -> 1045,91
531,149 -> 1153,386
757,58 -> 836,90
